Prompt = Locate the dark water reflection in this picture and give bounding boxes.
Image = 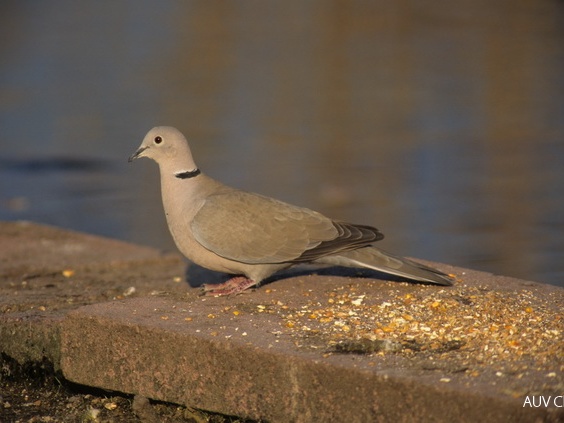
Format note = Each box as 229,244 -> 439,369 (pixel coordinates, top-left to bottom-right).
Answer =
1,1 -> 562,286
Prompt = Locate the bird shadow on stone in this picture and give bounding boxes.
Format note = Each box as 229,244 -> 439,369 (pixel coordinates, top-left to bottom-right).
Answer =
261,265 -> 427,287
185,262 -> 427,289
185,263 -> 232,288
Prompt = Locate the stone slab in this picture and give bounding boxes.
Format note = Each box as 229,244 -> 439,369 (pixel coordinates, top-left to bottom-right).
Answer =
0,221 -> 186,366
1,221 -> 563,422
0,221 -> 164,278
60,277 -> 563,422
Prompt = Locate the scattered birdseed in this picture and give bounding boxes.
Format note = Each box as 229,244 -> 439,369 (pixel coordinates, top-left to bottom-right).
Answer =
62,269 -> 75,278
273,283 -> 563,375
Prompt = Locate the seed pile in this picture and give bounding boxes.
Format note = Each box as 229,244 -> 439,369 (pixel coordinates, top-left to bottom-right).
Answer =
273,283 -> 563,371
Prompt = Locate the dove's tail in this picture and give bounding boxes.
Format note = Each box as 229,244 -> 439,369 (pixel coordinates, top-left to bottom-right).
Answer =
315,247 -> 453,286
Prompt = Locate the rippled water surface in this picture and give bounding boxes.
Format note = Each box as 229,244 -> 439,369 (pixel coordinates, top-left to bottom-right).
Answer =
1,1 -> 563,286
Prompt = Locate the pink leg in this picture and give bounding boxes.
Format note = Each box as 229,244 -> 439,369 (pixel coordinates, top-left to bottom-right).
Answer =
201,276 -> 257,296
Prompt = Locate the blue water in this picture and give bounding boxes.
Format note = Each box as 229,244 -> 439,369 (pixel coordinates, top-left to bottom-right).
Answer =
1,1 -> 563,287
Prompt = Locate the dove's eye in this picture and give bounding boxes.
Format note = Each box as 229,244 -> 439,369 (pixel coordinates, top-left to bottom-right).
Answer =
154,136 -> 162,144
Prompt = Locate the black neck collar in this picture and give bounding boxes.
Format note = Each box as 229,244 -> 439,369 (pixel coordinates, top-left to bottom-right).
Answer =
175,169 -> 201,179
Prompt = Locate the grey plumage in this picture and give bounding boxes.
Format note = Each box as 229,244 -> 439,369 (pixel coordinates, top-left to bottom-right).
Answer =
129,126 -> 453,295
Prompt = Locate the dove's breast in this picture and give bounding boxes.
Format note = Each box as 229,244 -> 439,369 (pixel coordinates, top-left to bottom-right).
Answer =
158,172 -> 287,280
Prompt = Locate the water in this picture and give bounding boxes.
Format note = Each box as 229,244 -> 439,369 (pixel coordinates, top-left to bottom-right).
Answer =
1,1 -> 563,287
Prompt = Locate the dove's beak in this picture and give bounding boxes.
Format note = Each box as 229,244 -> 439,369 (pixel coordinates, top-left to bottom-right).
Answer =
128,146 -> 148,162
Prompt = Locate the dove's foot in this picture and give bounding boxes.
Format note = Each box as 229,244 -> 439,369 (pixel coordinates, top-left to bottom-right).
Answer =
201,276 -> 257,296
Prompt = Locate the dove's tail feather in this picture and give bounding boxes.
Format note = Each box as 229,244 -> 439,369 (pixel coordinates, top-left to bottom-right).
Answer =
315,247 -> 453,286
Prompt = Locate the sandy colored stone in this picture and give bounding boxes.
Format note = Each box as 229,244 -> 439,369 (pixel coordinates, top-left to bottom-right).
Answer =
0,221 -> 186,366
1,221 -> 563,422
61,274 -> 562,422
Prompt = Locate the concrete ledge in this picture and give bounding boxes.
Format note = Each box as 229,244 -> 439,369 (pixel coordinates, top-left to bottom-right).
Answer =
0,221 -> 186,366
60,296 -> 559,422
1,221 -> 563,422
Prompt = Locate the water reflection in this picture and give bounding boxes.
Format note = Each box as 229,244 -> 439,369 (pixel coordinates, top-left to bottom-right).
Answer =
0,1 -> 562,286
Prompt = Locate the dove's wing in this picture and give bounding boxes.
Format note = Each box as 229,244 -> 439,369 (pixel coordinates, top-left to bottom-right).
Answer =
191,190 -> 383,265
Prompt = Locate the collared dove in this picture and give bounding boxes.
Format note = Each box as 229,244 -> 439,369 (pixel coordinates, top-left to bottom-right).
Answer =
129,126 -> 453,296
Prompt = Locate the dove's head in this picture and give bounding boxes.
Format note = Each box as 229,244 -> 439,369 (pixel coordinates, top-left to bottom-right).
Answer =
129,126 -> 198,172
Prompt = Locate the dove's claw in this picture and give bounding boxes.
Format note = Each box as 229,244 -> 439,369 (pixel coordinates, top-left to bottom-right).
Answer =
201,276 -> 257,296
